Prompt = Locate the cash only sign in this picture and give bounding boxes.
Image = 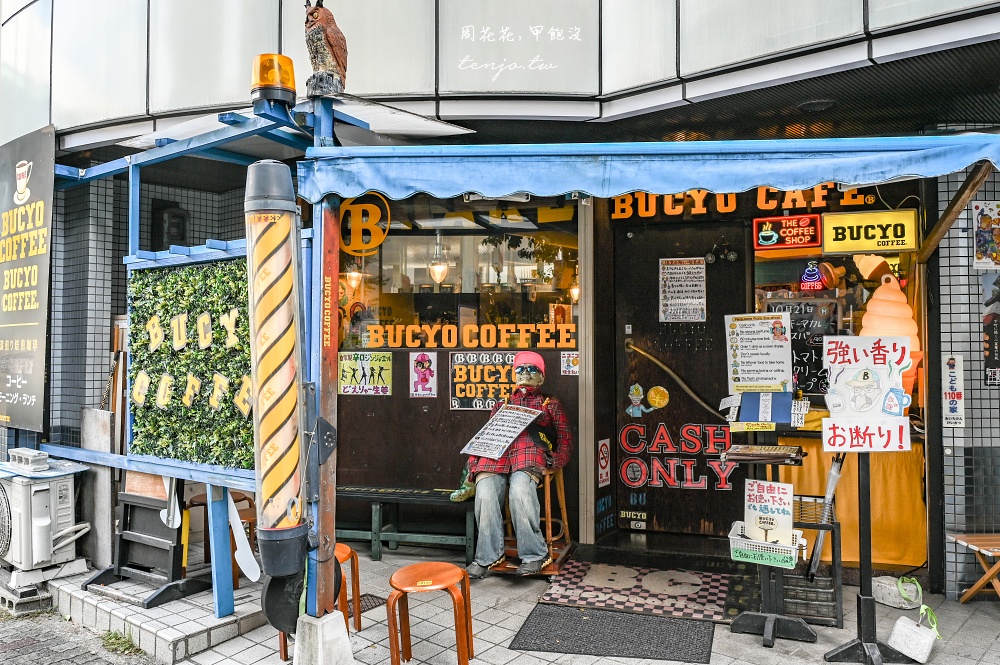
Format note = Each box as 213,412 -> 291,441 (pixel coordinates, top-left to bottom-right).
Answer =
0,126 -> 54,432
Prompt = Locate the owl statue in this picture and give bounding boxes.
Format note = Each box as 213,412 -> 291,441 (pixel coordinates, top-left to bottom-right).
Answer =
304,0 -> 348,96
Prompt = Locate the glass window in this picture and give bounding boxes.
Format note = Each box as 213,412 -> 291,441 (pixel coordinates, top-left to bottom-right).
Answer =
0,0 -> 51,146
338,195 -> 580,351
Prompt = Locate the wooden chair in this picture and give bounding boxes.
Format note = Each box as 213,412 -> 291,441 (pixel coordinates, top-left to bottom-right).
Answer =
499,467 -> 572,574
386,561 -> 473,665
948,533 -> 1000,603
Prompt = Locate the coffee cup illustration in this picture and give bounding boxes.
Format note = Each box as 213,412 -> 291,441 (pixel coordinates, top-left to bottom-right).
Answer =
14,160 -> 32,204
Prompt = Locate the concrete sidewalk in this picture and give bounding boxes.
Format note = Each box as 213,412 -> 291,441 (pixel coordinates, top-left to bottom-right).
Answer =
167,543 -> 1000,665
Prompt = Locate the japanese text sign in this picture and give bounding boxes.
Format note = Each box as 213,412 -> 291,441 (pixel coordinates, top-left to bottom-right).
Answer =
744,479 -> 794,545
822,335 -> 910,453
941,353 -> 965,428
461,404 -> 542,460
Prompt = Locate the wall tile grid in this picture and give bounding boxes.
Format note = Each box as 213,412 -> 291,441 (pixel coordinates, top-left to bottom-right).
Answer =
937,164 -> 1000,600
136,185 -> 247,250
48,181 -> 116,445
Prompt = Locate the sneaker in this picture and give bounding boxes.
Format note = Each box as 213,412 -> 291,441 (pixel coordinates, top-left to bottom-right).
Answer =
450,481 -> 476,502
467,555 -> 504,579
515,555 -> 553,576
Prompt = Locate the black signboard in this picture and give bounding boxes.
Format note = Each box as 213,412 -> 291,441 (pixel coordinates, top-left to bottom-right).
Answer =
449,350 -> 517,410
0,126 -> 55,432
766,298 -> 838,400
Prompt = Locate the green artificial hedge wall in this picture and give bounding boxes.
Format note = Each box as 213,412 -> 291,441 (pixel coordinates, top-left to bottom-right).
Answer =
128,260 -> 254,469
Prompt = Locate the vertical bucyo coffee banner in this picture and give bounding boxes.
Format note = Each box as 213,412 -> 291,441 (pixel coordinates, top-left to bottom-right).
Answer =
0,126 -> 55,432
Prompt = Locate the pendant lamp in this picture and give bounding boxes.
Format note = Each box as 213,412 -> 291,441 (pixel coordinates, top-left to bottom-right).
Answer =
429,232 -> 449,284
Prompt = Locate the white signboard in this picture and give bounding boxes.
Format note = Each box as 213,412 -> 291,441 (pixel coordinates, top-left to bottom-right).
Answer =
822,417 -> 911,452
941,353 -> 965,428
561,351 -> 580,376
744,479 -> 794,545
725,313 -> 793,393
659,257 -> 707,323
821,335 -> 911,453
597,438 -> 611,488
461,404 -> 542,460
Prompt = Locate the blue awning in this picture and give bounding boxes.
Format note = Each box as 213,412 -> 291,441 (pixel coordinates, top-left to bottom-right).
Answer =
297,134 -> 1000,202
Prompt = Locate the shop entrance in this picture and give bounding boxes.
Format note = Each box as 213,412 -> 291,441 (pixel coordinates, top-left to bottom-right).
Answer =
613,220 -> 751,536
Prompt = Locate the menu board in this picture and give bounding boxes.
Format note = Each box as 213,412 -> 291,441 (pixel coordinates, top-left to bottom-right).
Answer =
725,313 -> 793,393
766,298 -> 839,400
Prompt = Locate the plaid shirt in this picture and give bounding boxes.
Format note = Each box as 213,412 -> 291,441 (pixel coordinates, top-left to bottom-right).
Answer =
468,386 -> 573,478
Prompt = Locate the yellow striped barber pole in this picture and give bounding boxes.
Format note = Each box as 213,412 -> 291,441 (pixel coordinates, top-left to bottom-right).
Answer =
246,197 -> 305,532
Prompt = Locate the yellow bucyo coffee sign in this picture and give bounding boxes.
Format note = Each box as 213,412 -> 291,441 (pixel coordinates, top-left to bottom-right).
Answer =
821,209 -> 918,254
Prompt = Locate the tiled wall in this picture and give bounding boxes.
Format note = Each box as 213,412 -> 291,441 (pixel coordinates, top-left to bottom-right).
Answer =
43,182 -> 246,446
938,167 -> 1000,600
134,185 -> 246,251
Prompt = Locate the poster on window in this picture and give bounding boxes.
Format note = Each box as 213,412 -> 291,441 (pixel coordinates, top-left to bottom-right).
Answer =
659,258 -> 706,323
409,351 -> 437,398
338,352 -> 392,395
972,202 -> 1000,269
984,272 -> 1000,385
725,313 -> 793,393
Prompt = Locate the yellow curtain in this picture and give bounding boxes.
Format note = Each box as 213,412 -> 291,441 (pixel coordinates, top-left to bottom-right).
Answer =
780,438 -> 926,567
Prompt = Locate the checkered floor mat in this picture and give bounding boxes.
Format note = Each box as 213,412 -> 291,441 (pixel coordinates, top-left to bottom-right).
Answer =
540,559 -> 733,622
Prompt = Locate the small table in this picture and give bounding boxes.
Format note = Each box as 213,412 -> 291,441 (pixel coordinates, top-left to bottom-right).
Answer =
948,533 -> 1000,603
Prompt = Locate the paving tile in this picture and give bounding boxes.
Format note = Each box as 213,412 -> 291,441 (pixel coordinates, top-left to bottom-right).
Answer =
229,643 -> 273,665
212,635 -> 256,657
354,643 -> 392,665
241,624 -> 279,644
477,645 -> 524,665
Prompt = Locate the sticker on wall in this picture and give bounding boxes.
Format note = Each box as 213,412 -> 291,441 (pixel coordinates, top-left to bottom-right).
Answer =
625,383 -> 668,418
561,351 -> 579,375
410,351 -> 437,398
983,272 -> 1000,385
597,438 -> 611,487
972,202 -> 1000,269
339,351 -> 393,395
659,258 -> 706,323
941,354 -> 965,428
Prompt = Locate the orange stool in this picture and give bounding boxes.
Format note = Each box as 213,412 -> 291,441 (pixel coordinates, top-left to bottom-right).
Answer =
386,562 -> 473,665
336,542 -> 362,633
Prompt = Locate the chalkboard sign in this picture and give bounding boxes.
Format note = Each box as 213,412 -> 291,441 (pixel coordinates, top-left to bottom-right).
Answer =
766,298 -> 839,400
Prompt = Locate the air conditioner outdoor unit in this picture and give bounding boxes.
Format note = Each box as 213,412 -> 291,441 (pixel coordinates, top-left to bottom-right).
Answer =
0,450 -> 78,572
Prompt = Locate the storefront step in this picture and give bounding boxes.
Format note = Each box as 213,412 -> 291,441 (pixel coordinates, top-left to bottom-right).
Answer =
47,570 -> 266,664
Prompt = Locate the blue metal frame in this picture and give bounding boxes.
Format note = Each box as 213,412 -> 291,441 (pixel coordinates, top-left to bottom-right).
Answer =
45,98 -> 348,618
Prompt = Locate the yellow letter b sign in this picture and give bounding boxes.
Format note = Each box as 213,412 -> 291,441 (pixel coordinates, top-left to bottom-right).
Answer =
341,193 -> 391,257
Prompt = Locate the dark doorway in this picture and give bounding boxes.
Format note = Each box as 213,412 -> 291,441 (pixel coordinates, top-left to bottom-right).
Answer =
612,220 -> 752,537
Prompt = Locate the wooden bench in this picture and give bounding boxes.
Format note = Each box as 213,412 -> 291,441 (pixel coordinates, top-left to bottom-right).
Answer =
335,486 -> 475,564
948,533 -> 1000,603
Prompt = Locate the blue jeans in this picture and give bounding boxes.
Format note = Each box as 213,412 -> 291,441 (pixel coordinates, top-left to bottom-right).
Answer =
473,471 -> 548,565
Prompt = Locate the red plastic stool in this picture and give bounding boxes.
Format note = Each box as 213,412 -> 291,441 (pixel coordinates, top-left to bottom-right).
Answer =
386,562 -> 473,665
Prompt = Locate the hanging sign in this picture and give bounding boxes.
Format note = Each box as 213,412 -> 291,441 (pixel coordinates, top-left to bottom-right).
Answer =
971,202 -> 1000,269
338,351 -> 392,395
0,126 -> 54,432
725,313 -> 793,393
450,351 -> 517,410
460,404 -> 542,460
744,479 -> 793,544
941,353 -> 965,428
659,257 -> 706,323
821,209 -> 918,254
753,214 -> 822,250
